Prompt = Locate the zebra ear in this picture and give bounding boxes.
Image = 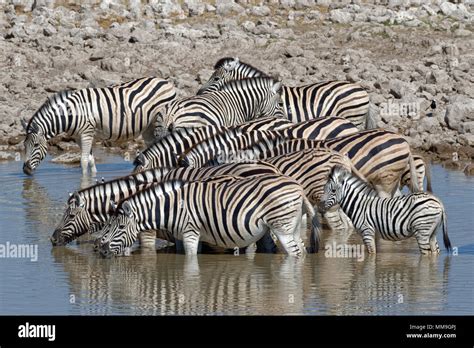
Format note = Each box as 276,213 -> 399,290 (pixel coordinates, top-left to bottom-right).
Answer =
21,118 -> 29,131
73,192 -> 85,208
121,201 -> 133,218
272,82 -> 282,94
223,58 -> 238,72
110,200 -> 117,213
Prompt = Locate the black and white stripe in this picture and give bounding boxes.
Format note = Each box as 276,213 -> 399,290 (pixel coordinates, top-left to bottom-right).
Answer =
97,174 -> 315,257
319,166 -> 451,254
160,77 -> 284,132
22,77 -> 176,175
51,162 -> 280,245
197,57 -> 372,129
180,128 -> 420,198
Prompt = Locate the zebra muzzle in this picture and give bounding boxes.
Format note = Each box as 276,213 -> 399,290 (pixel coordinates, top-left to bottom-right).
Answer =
50,230 -> 66,246
99,242 -> 113,258
23,162 -> 35,176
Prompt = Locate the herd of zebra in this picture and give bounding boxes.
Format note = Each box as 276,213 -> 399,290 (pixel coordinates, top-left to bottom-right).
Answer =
22,57 -> 452,257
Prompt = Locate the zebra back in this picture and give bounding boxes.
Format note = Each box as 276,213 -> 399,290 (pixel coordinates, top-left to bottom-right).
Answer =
180,129 -> 286,168
162,77 -> 284,130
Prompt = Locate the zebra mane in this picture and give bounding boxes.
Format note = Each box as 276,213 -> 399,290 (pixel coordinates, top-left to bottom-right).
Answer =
28,90 -> 75,132
69,167 -> 173,202
214,57 -> 268,78
115,180 -> 186,215
178,127 -> 244,161
218,77 -> 279,93
330,165 -> 377,196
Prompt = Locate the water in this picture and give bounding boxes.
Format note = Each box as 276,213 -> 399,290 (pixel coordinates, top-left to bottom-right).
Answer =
0,154 -> 473,315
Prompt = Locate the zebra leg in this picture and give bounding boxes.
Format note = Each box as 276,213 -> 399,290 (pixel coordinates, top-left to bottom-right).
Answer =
274,231 -> 304,257
428,217 -> 442,254
79,133 -> 95,176
360,227 -> 377,254
271,218 -> 304,257
182,229 -> 200,255
89,151 -> 97,175
139,230 -> 156,249
414,231 -> 431,255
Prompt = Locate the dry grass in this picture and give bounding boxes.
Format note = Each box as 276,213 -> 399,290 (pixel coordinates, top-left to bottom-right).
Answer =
97,15 -> 127,29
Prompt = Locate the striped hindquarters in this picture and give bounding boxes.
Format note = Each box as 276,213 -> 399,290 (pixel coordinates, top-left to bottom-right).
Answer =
283,81 -> 369,129
92,77 -> 176,142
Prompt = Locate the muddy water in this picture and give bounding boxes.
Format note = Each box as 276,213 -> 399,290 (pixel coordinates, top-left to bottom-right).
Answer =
0,153 -> 473,315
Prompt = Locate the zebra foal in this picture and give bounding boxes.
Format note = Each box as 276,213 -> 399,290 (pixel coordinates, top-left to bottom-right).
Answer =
319,166 -> 451,255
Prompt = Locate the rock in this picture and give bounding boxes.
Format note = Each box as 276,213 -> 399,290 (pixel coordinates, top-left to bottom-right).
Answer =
444,95 -> 474,132
330,9 -> 353,24
183,0 -> 205,16
215,0 -> 244,16
388,79 -> 415,99
51,152 -> 81,164
460,121 -> 474,135
419,116 -> 440,133
439,2 -> 471,21
464,163 -> 474,176
251,6 -> 271,17
458,134 -> 474,147
129,27 -> 155,43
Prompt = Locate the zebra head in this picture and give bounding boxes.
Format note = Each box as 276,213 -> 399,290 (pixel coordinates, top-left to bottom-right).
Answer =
197,57 -> 241,95
260,80 -> 285,119
98,200 -> 138,258
51,192 -> 90,246
320,166 -> 350,211
22,120 -> 48,175
133,151 -> 151,173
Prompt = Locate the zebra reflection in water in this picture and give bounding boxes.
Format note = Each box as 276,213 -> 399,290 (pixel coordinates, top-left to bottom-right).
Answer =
51,248 -> 309,315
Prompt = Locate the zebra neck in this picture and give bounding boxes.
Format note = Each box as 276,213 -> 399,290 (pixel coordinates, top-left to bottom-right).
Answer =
339,177 -> 377,219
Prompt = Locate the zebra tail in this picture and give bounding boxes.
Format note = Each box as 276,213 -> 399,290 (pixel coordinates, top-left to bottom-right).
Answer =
408,152 -> 420,193
442,209 -> 452,252
425,159 -> 433,193
303,195 -> 320,253
365,101 -> 378,130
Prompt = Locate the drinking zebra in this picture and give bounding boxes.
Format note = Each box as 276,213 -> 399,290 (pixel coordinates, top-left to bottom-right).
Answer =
197,57 -> 372,129
97,174 -> 316,257
159,77 -> 284,135
319,166 -> 451,254
51,162 -> 281,246
22,77 -> 176,176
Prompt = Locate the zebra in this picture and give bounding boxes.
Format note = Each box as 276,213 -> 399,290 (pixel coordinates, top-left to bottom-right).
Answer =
197,57 -> 372,129
134,116 -> 357,172
97,174 -> 316,257
133,117 -> 292,172
159,77 -> 285,134
51,162 -> 281,246
22,77 -> 176,176
176,117 -> 359,169
319,165 -> 451,255
401,155 -> 432,192
180,128 -> 421,198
